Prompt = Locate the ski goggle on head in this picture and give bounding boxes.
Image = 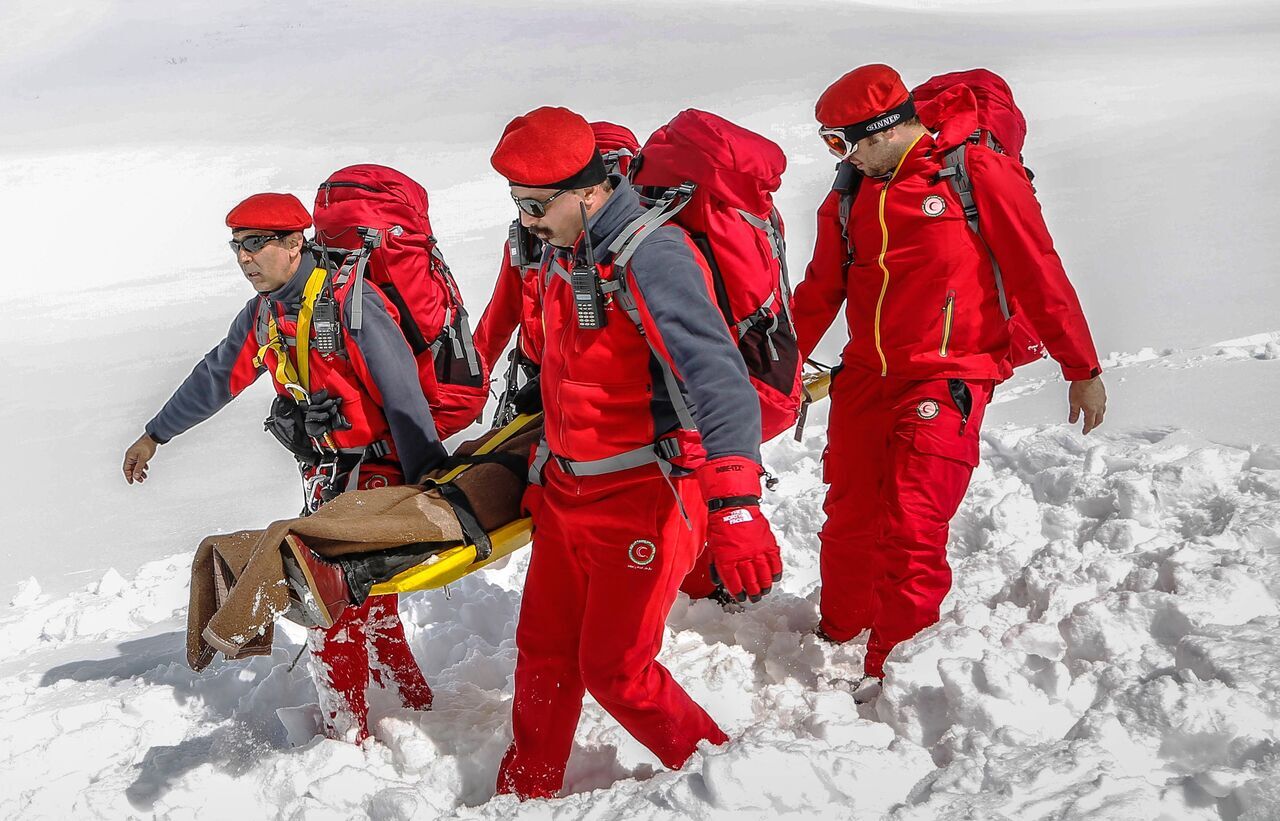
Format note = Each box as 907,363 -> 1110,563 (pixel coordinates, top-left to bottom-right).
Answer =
819,126 -> 862,161
228,232 -> 289,255
511,188 -> 573,218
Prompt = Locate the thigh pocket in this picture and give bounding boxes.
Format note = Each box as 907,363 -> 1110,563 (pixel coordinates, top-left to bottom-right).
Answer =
904,399 -> 980,467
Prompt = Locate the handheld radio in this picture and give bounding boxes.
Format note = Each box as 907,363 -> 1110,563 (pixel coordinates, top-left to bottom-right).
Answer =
508,220 -> 543,271
571,202 -> 607,330
311,291 -> 341,354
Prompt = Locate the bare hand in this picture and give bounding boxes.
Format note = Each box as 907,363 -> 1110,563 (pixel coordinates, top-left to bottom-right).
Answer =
123,434 -> 160,484
1068,376 -> 1107,435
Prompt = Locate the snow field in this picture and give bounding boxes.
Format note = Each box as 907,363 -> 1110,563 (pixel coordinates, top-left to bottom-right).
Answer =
5,0 -> 1280,816
5,419 -> 1280,819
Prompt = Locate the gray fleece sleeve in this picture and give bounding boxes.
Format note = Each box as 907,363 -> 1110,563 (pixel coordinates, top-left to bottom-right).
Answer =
627,227 -> 762,463
345,288 -> 446,482
145,298 -> 264,444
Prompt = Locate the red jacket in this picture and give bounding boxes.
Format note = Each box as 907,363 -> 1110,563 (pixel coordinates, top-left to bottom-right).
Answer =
537,182 -> 762,470
473,243 -> 543,369
793,89 -> 1101,383
146,250 -> 445,481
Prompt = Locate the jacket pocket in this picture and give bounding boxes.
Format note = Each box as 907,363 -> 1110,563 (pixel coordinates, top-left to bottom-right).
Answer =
939,290 -> 956,358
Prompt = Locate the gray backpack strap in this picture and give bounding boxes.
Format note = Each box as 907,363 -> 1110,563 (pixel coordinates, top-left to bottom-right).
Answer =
736,206 -> 794,347
607,183 -> 696,270
831,162 -> 861,262
936,137 -> 1012,320
768,208 -> 793,308
552,438 -> 682,478
528,438 -> 550,486
600,275 -> 698,432
343,228 -> 383,332
430,242 -> 481,378
253,298 -> 272,347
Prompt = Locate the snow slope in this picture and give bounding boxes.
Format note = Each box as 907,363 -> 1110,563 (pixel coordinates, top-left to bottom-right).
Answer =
4,0 -> 1280,818
6,422 -> 1280,819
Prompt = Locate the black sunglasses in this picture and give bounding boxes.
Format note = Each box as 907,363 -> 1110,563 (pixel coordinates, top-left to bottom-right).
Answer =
228,232 -> 289,255
511,189 -> 571,218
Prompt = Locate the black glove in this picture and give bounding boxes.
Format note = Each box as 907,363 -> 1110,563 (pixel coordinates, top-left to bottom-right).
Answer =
512,373 -> 542,415
265,394 -> 319,465
300,389 -> 351,439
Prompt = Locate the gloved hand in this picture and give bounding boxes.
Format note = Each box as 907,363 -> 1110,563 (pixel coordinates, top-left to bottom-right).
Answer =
695,455 -> 783,603
513,373 -> 542,415
300,389 -> 351,440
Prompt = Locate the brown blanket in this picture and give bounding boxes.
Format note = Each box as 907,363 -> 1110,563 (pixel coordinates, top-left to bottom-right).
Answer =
186,421 -> 540,671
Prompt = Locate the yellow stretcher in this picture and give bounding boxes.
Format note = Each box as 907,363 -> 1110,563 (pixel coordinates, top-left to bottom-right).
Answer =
369,369 -> 836,596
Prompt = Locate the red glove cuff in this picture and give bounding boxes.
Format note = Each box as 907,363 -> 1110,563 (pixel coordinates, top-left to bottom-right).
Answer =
696,455 -> 763,503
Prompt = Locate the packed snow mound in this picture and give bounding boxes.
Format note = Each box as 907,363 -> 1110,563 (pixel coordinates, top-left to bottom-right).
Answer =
4,421 -> 1280,819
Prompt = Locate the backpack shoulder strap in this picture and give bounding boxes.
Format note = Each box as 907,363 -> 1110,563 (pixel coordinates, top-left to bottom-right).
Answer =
936,136 -> 1012,320
294,265 -> 332,390
253,297 -> 273,347
832,162 -> 862,261
607,183 -> 696,270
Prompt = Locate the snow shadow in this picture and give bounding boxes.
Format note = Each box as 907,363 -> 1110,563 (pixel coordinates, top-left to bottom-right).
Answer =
124,722 -> 278,811
38,630 -> 186,687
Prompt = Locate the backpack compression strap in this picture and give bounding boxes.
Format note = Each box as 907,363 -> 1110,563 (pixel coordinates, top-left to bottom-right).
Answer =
428,243 -> 482,379
331,230 -> 482,380
736,207 -> 795,360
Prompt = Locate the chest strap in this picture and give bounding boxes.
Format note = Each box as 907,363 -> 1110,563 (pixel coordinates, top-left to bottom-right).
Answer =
252,266 -> 331,399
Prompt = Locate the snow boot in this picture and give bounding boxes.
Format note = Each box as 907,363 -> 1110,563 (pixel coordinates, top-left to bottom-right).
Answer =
284,534 -> 353,628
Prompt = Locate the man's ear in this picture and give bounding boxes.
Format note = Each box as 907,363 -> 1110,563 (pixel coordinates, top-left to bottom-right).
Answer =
582,182 -> 607,208
286,232 -> 305,251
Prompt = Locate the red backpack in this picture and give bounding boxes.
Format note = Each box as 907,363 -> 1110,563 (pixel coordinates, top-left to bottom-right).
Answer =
615,109 -> 802,442
313,164 -> 489,438
918,69 -> 1045,367
834,69 -> 1047,369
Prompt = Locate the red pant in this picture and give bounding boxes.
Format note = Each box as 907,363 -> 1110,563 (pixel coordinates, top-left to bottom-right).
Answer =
678,546 -> 718,599
818,371 -> 993,677
497,463 -> 729,799
308,594 -> 432,743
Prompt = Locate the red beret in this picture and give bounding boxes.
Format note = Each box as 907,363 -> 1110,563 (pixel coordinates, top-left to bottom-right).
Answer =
491,106 -> 607,189
815,64 -> 911,128
225,192 -> 312,231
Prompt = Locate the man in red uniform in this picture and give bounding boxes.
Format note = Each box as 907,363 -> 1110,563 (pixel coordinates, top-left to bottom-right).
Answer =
793,65 -> 1108,683
489,107 -> 784,799
474,120 -> 639,374
121,193 -> 443,742
474,120 -> 728,604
